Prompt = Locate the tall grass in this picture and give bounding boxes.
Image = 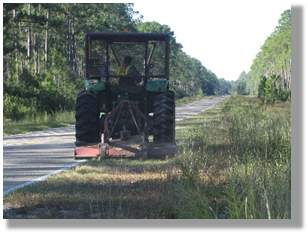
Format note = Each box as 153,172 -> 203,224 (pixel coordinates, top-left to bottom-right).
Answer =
176,95 -> 291,219
222,96 -> 291,219
3,110 -> 75,136
3,95 -> 291,219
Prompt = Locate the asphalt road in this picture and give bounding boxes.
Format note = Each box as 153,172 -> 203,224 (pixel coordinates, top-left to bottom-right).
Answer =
175,95 -> 227,121
3,95 -> 228,194
3,126 -> 78,193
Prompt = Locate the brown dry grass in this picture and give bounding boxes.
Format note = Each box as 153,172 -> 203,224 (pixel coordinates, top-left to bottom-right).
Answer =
4,95 -> 291,219
3,96 -> 230,219
4,159 -> 182,218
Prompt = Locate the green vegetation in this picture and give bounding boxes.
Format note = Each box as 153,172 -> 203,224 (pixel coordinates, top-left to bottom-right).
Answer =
3,3 -> 291,220
2,94 -> 208,136
3,110 -> 75,136
3,3 -> 230,126
4,95 -> 291,219
234,9 -> 291,102
3,68 -> 78,122
257,75 -> 291,103
3,3 -> 290,126
3,3 -> 291,219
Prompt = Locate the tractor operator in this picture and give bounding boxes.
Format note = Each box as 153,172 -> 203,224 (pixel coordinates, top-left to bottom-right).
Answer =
116,56 -> 142,85
116,56 -> 141,76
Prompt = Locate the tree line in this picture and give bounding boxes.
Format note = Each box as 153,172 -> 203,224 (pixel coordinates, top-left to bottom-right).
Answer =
235,9 -> 291,103
3,3 -> 232,121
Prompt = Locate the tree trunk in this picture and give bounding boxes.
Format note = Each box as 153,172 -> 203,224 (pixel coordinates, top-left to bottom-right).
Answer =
45,8 -> 50,71
27,3 -> 31,59
72,17 -> 77,76
13,9 -> 19,81
34,33 -> 39,74
19,20 -> 25,70
289,59 -> 291,89
68,13 -> 72,68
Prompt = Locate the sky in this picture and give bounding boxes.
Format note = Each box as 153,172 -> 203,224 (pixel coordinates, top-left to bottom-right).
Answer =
1,1 -> 308,231
133,1 -> 291,81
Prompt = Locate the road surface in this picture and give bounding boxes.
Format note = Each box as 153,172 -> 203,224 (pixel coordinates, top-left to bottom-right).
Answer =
3,95 -> 228,194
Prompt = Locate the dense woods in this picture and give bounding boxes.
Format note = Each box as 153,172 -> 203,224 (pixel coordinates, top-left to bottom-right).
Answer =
236,9 -> 291,102
3,5 -> 291,219
3,3 -> 227,121
3,4 -> 290,122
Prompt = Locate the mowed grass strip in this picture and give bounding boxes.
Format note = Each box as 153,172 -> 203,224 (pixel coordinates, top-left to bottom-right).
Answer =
4,98 -> 227,219
4,159 -> 181,219
4,95 -> 291,219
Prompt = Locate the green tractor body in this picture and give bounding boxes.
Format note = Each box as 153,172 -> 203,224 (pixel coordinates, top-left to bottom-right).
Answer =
74,32 -> 176,160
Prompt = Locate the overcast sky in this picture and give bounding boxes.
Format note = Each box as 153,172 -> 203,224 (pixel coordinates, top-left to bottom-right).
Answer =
133,1 -> 291,81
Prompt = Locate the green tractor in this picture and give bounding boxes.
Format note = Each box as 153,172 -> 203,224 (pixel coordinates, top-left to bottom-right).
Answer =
74,32 -> 176,160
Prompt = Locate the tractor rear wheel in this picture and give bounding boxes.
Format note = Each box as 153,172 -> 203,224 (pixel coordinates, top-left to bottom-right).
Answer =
75,89 -> 100,145
153,90 -> 175,143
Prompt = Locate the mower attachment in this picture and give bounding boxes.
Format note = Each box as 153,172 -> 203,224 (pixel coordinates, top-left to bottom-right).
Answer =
74,141 -> 176,160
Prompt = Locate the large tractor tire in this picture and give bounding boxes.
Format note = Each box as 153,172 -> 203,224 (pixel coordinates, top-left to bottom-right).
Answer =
75,89 -> 100,145
153,90 -> 175,143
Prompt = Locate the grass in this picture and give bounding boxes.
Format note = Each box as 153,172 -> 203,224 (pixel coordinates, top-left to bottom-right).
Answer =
3,95 -> 291,219
3,111 -> 75,136
4,159 -> 179,218
2,94 -> 209,136
178,95 -> 291,219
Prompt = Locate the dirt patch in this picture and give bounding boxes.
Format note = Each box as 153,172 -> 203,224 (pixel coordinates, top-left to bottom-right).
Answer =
108,135 -> 142,156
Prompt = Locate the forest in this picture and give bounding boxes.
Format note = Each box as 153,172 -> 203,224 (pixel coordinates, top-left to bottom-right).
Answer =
3,3 -> 230,121
3,5 -> 291,219
236,9 -> 291,102
3,4 -> 290,121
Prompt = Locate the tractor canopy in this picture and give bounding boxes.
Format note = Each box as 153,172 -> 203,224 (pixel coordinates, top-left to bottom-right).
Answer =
85,32 -> 170,81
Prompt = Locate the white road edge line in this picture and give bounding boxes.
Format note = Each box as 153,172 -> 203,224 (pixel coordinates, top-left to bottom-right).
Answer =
3,96 -> 228,196
3,160 -> 86,196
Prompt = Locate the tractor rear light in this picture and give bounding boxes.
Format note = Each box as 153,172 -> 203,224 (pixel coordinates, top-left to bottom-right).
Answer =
88,79 -> 99,87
